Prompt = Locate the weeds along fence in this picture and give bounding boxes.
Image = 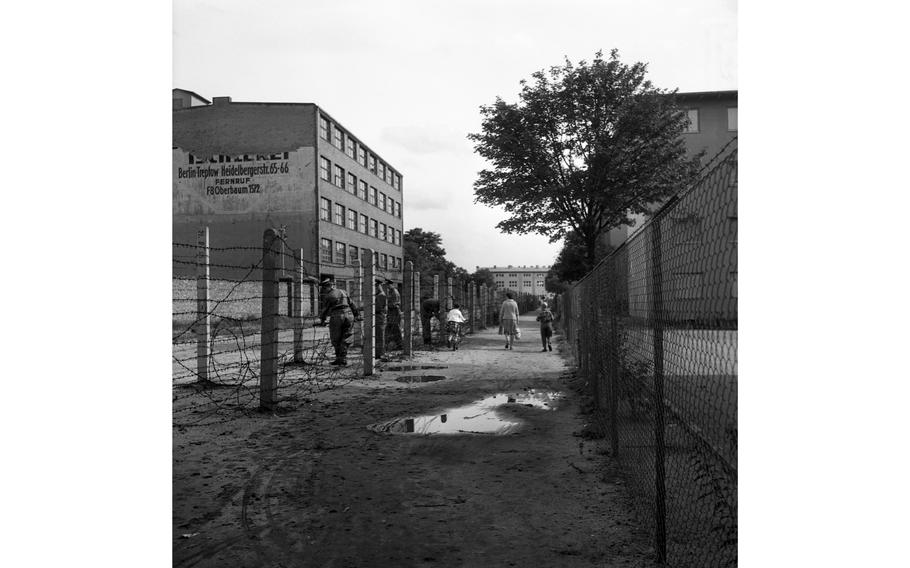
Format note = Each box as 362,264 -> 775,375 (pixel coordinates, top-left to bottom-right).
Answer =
173,228 -> 415,428
561,142 -> 737,568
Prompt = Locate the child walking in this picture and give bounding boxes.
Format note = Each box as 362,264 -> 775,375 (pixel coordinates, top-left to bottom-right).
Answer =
536,301 -> 554,352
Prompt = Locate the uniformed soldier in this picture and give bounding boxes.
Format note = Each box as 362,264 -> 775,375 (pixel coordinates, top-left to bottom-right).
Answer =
385,279 -> 402,350
374,279 -> 387,358
318,277 -> 361,366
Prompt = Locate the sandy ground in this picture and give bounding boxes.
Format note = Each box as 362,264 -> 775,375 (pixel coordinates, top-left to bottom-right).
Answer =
173,314 -> 654,567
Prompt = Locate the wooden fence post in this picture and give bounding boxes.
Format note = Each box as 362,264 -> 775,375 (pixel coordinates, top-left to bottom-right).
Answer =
260,228 -> 280,410
195,226 -> 210,384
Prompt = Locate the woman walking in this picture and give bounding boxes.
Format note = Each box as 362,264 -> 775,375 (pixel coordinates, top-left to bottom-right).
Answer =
498,292 -> 520,350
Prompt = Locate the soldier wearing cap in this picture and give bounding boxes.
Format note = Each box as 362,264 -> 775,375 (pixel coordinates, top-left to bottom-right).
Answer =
318,277 -> 361,366
385,278 -> 402,350
374,279 -> 387,357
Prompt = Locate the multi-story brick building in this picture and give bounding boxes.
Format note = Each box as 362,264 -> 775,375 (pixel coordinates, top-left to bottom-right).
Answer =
172,90 -> 405,291
479,265 -> 551,300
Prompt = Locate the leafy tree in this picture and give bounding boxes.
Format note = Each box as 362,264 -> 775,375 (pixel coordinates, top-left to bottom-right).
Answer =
470,268 -> 496,289
546,230 -> 613,292
403,228 -> 467,294
469,49 -> 702,264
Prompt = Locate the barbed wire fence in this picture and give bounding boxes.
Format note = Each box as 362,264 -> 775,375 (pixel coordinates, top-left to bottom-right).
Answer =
560,140 -> 737,567
173,228 -> 411,428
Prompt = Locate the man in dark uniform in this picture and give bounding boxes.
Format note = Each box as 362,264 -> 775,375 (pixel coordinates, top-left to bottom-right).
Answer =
385,279 -> 402,350
318,277 -> 361,366
374,279 -> 387,358
420,295 -> 442,346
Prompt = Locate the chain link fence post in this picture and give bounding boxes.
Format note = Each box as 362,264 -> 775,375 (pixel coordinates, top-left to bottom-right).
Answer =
650,219 -> 668,565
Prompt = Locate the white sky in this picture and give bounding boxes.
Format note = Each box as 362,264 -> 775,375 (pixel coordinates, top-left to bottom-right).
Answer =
173,0 -> 737,270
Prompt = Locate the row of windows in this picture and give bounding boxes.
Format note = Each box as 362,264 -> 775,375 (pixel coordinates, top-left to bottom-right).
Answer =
494,280 -> 545,288
493,273 -> 545,279
319,238 -> 401,270
682,107 -> 738,134
319,156 -> 402,218
318,115 -> 401,190
319,197 -> 402,245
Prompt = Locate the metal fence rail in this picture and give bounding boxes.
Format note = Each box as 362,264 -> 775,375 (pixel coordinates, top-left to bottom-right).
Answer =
561,142 -> 737,567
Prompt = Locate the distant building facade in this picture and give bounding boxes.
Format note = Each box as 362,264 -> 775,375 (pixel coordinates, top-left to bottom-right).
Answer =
172,90 -> 405,290
479,265 -> 551,300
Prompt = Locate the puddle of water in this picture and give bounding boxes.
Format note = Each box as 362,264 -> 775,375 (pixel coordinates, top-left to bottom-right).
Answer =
395,375 -> 447,383
368,390 -> 563,435
385,365 -> 448,371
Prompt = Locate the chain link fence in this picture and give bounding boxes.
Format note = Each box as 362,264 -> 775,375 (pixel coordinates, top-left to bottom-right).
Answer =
561,141 -> 737,567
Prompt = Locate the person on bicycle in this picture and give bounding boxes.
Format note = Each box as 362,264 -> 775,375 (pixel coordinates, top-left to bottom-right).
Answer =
445,302 -> 467,350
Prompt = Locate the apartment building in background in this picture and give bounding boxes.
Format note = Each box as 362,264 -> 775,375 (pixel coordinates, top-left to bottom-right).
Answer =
479,265 -> 552,300
173,89 -> 405,291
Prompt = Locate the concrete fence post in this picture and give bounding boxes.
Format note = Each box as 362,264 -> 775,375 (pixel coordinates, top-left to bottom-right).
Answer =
195,226 -> 210,384
433,274 -> 439,301
363,255 -> 374,376
293,248 -> 304,363
479,284 -> 487,329
446,277 -> 453,312
403,261 -> 413,357
469,280 -> 476,334
413,270 -> 421,342
260,228 -> 280,410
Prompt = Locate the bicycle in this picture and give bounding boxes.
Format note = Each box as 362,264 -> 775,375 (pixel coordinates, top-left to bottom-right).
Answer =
445,320 -> 465,350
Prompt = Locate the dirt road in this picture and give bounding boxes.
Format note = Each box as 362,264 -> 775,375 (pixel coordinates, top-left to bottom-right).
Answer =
173,314 -> 653,567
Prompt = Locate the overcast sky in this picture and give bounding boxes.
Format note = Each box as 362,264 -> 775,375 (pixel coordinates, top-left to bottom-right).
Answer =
173,0 -> 737,270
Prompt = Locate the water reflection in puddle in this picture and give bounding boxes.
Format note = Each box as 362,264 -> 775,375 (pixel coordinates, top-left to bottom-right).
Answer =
368,390 -> 563,435
395,375 -> 446,383
385,365 -> 448,371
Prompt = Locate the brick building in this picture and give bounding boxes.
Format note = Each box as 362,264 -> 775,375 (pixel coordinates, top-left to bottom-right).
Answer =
173,90 -> 405,291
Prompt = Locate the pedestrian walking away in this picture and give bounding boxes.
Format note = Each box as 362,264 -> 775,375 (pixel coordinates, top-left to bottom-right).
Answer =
318,277 -> 361,366
498,291 -> 520,350
421,295 -> 442,346
536,301 -> 554,352
445,302 -> 467,350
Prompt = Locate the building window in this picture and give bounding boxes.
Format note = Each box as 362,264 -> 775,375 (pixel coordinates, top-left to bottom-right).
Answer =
359,213 -> 368,234
537,280 -> 544,287
319,197 -> 331,221
674,272 -> 703,299
319,116 -> 329,141
523,280 -> 531,287
333,164 -> 345,188
319,156 -> 330,181
393,173 -> 400,190
369,218 -> 378,238
347,172 -> 357,195
379,192 -> 386,212
333,126 -> 344,149
347,208 -> 357,230
368,154 -> 376,173
391,228 -> 399,245
683,109 -> 699,133
369,186 -> 378,206
333,203 -> 344,225
394,202 -> 401,218
361,248 -> 369,262
345,135 -> 356,159
335,242 -> 346,265
727,107 -> 738,131
386,197 -> 393,215
358,179 -> 368,201
508,273 -> 516,278
379,223 -> 387,241
509,280 -> 517,288
349,246 -> 360,265
358,144 -> 367,167
320,238 -> 332,263
377,162 -> 385,181
381,253 -> 388,270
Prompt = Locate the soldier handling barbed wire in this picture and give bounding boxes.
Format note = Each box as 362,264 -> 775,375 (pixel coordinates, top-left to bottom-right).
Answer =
374,279 -> 387,357
385,278 -> 402,350
318,277 -> 361,366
